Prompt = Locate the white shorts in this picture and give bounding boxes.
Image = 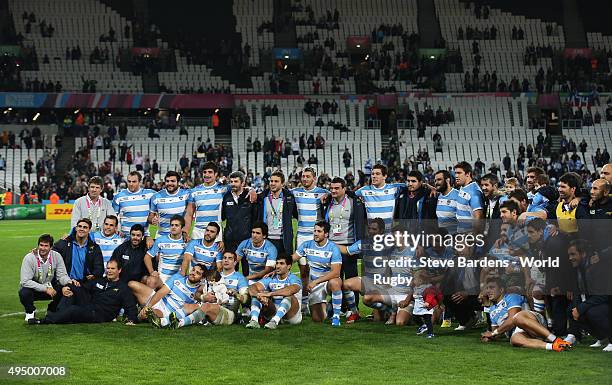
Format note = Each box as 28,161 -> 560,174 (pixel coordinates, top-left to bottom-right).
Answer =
296,234 -> 312,250
529,267 -> 546,293
384,294 -> 410,309
308,281 -> 330,305
285,309 -> 303,325
212,306 -> 235,326
512,310 -> 547,338
191,225 -> 223,241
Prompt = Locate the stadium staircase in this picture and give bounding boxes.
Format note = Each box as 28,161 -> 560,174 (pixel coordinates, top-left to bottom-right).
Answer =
142,72 -> 159,93
272,0 -> 298,94
54,133 -> 75,180
417,0 -> 443,47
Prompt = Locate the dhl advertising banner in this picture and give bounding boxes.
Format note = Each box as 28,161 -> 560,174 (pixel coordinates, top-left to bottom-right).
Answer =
45,204 -> 73,220
0,205 -> 46,220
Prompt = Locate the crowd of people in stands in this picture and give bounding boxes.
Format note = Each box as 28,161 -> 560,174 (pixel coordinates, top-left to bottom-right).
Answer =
21,12 -> 54,38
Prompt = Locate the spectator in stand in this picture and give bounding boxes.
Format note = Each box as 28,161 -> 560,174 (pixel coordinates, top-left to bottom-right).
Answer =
246,137 -> 253,152
307,134 -> 315,149
315,133 -> 325,149
253,138 -> 261,152
343,148 -> 352,168
24,157 -> 34,174
308,153 -> 318,165
134,152 -> 143,171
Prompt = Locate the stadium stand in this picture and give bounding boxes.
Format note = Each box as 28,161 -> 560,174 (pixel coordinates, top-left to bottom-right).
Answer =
9,0 -> 142,92
435,0 -> 565,92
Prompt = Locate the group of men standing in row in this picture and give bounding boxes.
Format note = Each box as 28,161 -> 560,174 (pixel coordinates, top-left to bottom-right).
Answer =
18,161 -> 612,352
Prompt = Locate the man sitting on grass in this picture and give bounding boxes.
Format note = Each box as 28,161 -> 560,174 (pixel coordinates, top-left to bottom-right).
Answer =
245,254 -> 302,329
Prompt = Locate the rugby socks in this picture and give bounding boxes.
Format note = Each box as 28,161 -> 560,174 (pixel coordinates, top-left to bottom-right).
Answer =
533,298 -> 546,314
160,317 -> 169,327
179,309 -> 206,328
545,333 -> 557,343
250,298 -> 262,321
302,295 -> 309,309
343,290 -> 358,313
271,297 -> 292,323
331,291 -> 342,318
370,302 -> 390,313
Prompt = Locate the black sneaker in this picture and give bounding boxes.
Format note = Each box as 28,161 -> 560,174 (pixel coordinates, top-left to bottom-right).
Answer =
27,318 -> 41,325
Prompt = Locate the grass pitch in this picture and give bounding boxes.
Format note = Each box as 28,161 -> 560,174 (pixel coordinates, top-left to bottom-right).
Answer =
0,220 -> 610,384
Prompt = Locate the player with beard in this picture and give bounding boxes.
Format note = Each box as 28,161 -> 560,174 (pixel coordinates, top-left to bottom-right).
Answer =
185,162 -> 257,241
434,170 -> 460,234
182,222 -> 223,273
246,254 -> 302,329
454,162 -> 484,234
148,171 -> 190,237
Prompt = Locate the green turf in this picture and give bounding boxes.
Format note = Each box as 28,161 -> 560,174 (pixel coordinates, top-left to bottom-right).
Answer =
0,220 -> 610,384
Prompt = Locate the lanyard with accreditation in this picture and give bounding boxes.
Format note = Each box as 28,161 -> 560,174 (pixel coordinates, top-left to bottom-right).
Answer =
266,191 -> 284,230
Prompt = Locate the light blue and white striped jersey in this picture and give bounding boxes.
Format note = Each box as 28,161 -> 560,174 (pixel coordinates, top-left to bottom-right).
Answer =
389,246 -> 416,287
527,191 -> 548,213
296,239 -> 342,281
258,273 -> 302,306
456,182 -> 484,232
220,270 -> 248,310
150,188 -> 190,236
162,273 -> 200,317
112,188 -> 156,235
188,183 -> 229,229
291,186 -> 329,237
355,183 -> 406,229
507,224 -> 530,252
147,235 -> 187,277
347,240 -> 362,255
184,239 -> 222,270
489,293 -> 524,327
235,239 -> 278,276
92,231 -> 124,267
436,188 -> 460,233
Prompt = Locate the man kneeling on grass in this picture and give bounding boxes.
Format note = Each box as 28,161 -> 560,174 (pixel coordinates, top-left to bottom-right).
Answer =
245,254 -> 302,329
480,277 -> 571,352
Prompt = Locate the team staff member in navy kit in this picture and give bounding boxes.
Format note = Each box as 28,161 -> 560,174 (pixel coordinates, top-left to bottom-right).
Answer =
111,224 -> 148,283
256,171 -> 297,257
53,218 -> 104,284
222,171 -> 258,275
34,259 -> 138,325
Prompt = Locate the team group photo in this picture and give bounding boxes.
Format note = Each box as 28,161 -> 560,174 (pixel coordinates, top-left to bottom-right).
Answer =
1,0 -> 612,383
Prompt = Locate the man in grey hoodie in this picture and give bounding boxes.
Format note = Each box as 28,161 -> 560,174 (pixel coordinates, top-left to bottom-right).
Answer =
19,234 -> 77,324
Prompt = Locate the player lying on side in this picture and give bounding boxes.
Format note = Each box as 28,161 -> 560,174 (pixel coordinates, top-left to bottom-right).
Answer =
480,277 -> 571,352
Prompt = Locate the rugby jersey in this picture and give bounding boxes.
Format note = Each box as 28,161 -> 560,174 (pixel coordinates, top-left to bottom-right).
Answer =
296,239 -> 342,281
188,183 -> 229,229
112,188 -> 156,235
292,186 -> 329,238
355,183 -> 406,229
150,188 -> 190,236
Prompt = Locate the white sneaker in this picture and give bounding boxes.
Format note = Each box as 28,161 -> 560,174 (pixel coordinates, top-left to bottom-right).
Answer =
454,325 -> 466,331
563,334 -> 577,346
603,343 -> 612,352
590,340 -> 604,348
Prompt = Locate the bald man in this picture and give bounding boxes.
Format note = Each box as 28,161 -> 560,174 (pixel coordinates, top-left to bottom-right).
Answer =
601,164 -> 612,185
